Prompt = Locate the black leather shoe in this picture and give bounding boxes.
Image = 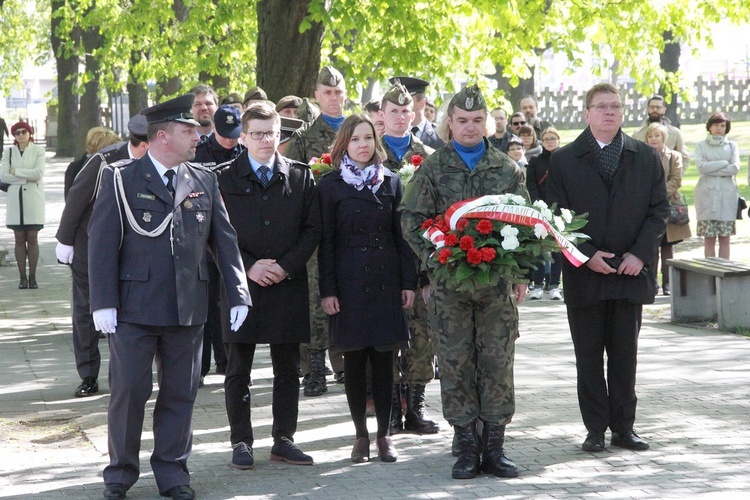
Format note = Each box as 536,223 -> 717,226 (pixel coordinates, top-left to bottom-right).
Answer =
163,485 -> 195,499
611,430 -> 649,451
75,377 -> 99,397
103,483 -> 127,499
581,431 -> 605,452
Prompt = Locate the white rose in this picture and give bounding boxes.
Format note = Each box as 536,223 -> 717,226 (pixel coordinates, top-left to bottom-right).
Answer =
560,207 -> 573,223
501,235 -> 520,250
542,208 -> 554,221
500,225 -> 519,238
511,194 -> 527,205
554,216 -> 566,232
533,199 -> 548,210
534,223 -> 548,239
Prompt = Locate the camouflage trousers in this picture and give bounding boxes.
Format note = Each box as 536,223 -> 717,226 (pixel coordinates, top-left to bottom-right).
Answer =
300,253 -> 344,374
394,284 -> 436,385
430,282 -> 519,427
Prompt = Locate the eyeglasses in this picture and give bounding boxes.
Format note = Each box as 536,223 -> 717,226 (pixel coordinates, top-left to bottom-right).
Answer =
13,129 -> 29,136
589,103 -> 624,112
511,121 -> 526,126
542,137 -> 559,143
246,131 -> 279,140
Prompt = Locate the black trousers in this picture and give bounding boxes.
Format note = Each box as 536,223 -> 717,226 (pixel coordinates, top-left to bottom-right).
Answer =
224,342 -> 300,446
71,260 -> 101,379
567,300 -> 642,434
201,260 -> 226,376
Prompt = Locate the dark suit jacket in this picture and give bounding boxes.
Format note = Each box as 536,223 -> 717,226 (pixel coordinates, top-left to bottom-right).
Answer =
88,155 -> 251,326
217,152 -> 321,344
418,121 -> 445,150
57,142 -> 130,267
547,130 -> 668,307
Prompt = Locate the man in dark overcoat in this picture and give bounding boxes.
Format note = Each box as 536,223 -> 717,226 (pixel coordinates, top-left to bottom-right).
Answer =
547,83 -> 668,454
88,94 -> 251,500
218,101 -> 321,470
55,115 -> 149,398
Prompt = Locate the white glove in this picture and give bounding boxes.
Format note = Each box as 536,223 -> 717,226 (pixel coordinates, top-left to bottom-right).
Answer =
55,242 -> 75,264
229,305 -> 249,332
93,308 -> 118,334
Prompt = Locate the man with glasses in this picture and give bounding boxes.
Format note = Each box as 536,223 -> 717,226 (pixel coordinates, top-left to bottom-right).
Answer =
489,107 -> 512,152
519,95 -> 554,140
508,112 -> 527,137
632,94 -> 689,165
548,83 -> 668,455
218,101 -> 321,470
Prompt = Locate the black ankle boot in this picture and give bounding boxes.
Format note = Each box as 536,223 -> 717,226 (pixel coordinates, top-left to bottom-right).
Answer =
404,384 -> 439,434
451,423 -> 480,479
303,349 -> 327,397
481,423 -> 518,478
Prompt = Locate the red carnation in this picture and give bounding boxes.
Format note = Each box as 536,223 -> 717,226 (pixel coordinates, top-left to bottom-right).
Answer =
320,153 -> 332,165
437,219 -> 450,233
410,154 -> 424,167
476,219 -> 494,235
420,218 -> 434,230
480,247 -> 497,262
459,235 -> 475,251
444,233 -> 459,247
438,248 -> 453,264
456,219 -> 469,231
466,247 -> 483,265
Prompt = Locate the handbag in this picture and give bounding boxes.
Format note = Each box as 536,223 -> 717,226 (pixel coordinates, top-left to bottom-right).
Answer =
668,200 -> 690,225
737,197 -> 747,220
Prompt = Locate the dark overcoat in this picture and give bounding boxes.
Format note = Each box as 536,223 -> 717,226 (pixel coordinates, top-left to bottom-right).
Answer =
547,130 -> 669,308
317,168 -> 417,349
218,152 -> 321,344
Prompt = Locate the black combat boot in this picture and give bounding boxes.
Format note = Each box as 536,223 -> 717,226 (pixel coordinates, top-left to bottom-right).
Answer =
389,384 -> 403,434
404,384 -> 440,434
480,423 -> 518,478
451,423 -> 480,479
303,349 -> 327,397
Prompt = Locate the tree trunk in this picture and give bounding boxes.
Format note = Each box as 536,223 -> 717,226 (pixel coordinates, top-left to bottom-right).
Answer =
493,63 -> 535,113
256,0 -> 325,102
76,15 -> 104,156
659,30 -> 681,127
155,0 -> 189,100
50,0 -> 80,156
199,71 -> 230,96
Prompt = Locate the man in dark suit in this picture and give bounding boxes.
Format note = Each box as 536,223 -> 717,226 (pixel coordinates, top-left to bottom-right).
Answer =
391,76 -> 445,149
87,94 -> 251,500
547,83 -> 668,454
218,101 -> 321,469
56,115 -> 149,398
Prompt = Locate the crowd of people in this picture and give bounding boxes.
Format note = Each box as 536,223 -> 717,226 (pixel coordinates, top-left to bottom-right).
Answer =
1,68 -> 745,500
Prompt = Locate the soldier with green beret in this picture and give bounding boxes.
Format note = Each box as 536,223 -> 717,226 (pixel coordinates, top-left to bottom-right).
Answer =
378,80 -> 439,437
285,65 -> 348,397
400,84 -> 529,480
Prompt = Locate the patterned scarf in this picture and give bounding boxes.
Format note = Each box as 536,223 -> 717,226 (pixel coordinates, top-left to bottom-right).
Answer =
585,126 -> 623,185
339,153 -> 384,193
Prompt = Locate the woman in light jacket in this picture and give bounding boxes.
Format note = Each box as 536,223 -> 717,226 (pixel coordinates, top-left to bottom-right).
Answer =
645,123 -> 692,295
694,112 -> 739,259
0,121 -> 46,288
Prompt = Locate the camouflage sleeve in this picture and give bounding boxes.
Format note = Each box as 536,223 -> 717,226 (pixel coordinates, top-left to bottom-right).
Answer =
284,131 -> 306,163
399,163 -> 439,270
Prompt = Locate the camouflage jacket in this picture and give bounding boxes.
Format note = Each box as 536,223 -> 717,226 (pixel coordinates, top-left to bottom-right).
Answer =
400,138 -> 529,269
284,115 -> 338,164
381,135 -> 435,172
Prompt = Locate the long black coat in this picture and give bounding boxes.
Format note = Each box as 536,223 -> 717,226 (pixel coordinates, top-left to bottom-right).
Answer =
547,130 -> 668,307
218,152 -> 321,344
317,168 -> 417,349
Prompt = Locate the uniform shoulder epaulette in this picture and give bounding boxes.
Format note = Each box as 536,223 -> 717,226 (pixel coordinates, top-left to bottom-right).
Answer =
108,158 -> 136,169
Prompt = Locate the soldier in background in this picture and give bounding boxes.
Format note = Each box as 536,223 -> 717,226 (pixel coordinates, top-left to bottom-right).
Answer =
401,84 -> 527,481
377,82 -> 439,436
220,93 -> 244,110
285,66 -> 348,397
278,116 -> 304,157
242,86 -> 268,110
391,76 -> 445,149
364,100 -> 385,137
276,95 -> 303,119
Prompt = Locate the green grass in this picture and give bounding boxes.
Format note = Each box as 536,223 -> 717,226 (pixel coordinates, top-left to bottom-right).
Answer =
557,122 -> 750,206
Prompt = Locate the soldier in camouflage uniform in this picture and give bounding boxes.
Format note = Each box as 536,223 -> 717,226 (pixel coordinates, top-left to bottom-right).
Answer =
378,82 -> 439,436
285,66 -> 347,396
400,84 -> 529,480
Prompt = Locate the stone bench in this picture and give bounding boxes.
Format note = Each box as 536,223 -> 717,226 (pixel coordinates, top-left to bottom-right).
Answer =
666,257 -> 750,332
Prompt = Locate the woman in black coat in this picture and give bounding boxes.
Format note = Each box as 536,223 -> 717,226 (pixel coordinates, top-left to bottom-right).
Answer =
318,114 -> 417,464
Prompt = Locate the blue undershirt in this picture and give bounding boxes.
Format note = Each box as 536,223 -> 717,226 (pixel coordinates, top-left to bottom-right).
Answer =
453,139 -> 486,171
384,135 -> 411,163
322,114 -> 345,132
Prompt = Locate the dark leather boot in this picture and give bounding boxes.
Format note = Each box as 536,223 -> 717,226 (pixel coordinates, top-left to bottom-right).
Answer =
481,424 -> 518,478
303,349 -> 327,397
404,384 -> 439,434
451,423 -> 480,479
389,384 -> 403,434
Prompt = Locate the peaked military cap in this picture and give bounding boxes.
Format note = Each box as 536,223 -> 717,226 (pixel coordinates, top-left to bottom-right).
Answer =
220,93 -> 243,107
141,94 -> 201,126
389,76 -> 430,95
127,114 -> 148,141
243,86 -> 268,104
296,98 -> 320,124
317,66 -> 344,87
276,95 -> 303,112
214,105 -> 242,139
449,84 -> 486,112
280,116 -> 304,144
382,80 -> 413,106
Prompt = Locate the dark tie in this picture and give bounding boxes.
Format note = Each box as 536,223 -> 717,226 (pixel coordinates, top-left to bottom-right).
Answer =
411,126 -> 420,136
165,169 -> 176,197
258,165 -> 270,188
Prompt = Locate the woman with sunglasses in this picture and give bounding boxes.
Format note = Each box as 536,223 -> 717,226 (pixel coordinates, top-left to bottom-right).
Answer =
0,122 -> 46,289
